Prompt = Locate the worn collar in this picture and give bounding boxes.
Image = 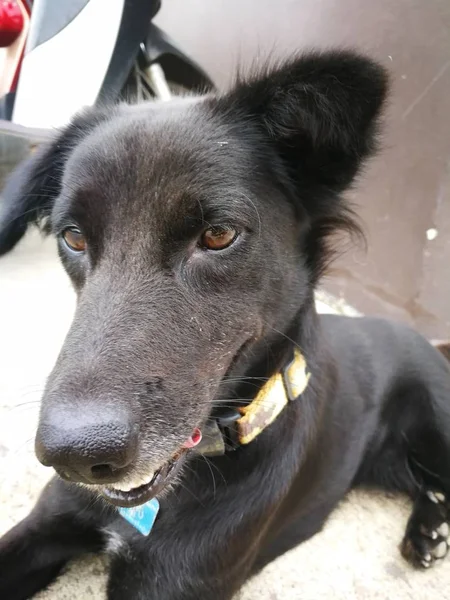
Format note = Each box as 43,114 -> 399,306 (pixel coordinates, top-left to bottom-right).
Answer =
196,349 -> 311,456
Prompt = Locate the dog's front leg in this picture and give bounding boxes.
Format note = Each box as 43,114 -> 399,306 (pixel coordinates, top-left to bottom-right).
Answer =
0,476 -> 112,600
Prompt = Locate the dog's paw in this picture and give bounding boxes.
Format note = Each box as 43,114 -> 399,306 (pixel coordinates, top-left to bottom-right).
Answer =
401,490 -> 450,569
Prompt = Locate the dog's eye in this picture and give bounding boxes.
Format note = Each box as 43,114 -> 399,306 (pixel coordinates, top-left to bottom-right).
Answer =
200,226 -> 238,251
62,227 -> 86,253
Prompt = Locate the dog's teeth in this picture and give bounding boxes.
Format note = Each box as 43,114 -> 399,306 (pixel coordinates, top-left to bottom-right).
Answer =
114,482 -> 134,492
435,492 -> 446,503
431,531 -> 438,540
114,472 -> 155,492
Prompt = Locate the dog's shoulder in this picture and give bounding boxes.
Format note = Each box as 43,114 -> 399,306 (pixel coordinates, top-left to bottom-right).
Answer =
319,314 -> 448,381
320,313 -> 422,340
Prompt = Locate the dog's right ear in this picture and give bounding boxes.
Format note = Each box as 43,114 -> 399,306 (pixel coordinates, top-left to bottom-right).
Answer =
0,108 -> 112,256
216,51 -> 388,280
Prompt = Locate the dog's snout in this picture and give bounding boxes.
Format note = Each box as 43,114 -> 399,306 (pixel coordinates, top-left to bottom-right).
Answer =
35,406 -> 139,484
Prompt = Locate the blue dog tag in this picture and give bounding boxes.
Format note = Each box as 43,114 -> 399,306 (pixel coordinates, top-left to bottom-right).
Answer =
118,498 -> 160,536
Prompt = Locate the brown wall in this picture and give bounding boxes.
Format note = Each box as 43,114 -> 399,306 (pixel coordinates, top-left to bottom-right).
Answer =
157,0 -> 450,338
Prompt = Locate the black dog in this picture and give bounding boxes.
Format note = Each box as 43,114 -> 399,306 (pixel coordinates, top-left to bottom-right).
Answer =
1,51 -> 450,600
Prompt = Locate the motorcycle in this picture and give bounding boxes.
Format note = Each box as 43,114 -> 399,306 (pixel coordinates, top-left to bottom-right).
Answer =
0,0 -> 214,178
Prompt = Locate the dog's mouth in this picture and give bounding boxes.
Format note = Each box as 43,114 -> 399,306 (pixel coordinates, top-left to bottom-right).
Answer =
102,453 -> 185,508
101,428 -> 202,508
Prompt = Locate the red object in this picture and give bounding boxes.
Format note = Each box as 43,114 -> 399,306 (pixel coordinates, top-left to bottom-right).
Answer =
0,0 -> 24,47
183,428 -> 203,449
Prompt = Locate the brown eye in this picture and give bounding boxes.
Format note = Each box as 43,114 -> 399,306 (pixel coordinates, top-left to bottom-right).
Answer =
62,227 -> 86,252
200,226 -> 238,251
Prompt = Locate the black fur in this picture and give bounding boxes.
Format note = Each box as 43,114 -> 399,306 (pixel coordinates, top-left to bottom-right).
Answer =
1,51 -> 450,600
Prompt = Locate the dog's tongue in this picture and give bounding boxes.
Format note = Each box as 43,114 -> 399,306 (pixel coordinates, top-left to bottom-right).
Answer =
183,428 -> 202,449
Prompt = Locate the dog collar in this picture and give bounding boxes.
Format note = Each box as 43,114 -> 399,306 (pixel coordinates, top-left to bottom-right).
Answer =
196,349 -> 311,456
117,350 -> 310,535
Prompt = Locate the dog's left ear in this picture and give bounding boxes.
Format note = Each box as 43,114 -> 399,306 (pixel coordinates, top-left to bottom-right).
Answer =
0,107 -> 113,256
225,51 -> 388,199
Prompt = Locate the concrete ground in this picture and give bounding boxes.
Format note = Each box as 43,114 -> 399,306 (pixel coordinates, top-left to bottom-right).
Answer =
0,232 -> 448,599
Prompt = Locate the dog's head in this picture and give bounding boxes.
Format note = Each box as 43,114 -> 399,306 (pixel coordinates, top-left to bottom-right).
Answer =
0,52 -> 387,506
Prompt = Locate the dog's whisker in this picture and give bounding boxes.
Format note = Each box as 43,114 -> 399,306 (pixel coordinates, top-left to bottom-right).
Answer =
177,466 -> 206,507
4,436 -> 36,457
16,388 -> 46,397
179,483 -> 206,508
197,454 -> 218,499
238,192 -> 262,239
199,455 -> 227,488
263,322 -> 307,356
220,376 -> 270,382
8,399 -> 42,410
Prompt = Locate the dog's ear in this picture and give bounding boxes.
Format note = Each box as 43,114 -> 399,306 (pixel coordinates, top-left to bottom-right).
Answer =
0,108 -> 112,256
225,50 -> 388,198
222,51 -> 388,277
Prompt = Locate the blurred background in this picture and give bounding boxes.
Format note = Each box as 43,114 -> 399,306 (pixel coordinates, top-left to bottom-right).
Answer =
1,0 -> 449,337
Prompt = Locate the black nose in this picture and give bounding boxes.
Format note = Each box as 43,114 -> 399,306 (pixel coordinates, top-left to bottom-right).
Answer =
35,406 -> 139,484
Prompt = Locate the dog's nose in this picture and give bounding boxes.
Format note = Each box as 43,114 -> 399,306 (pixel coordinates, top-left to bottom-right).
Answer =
35,406 -> 139,484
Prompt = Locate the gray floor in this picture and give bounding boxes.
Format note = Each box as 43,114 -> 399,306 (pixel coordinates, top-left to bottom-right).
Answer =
0,233 -> 448,599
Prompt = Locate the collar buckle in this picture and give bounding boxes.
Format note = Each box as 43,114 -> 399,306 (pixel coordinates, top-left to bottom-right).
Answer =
217,410 -> 241,451
281,349 -> 310,402
281,353 -> 300,402
194,410 -> 241,456
194,349 -> 310,456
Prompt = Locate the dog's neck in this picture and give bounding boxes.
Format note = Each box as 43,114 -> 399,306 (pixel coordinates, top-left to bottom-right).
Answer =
201,296 -> 319,456
224,293 -> 321,404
